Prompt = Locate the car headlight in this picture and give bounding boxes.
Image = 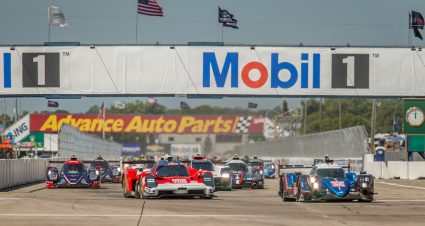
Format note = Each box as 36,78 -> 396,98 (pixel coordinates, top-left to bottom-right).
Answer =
89,171 -> 98,181
309,176 -> 316,183
361,182 -> 368,188
221,173 -> 230,178
48,171 -> 58,181
313,182 -> 319,190
259,170 -> 263,174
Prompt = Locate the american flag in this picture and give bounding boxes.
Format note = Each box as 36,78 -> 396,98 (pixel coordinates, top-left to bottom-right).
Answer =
97,102 -> 105,119
138,0 -> 163,17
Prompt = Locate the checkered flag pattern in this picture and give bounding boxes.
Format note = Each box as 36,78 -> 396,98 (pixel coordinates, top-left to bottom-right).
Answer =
235,116 -> 252,133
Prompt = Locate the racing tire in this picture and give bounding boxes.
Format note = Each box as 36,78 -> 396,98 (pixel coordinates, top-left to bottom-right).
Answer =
258,180 -> 265,189
201,196 -> 213,199
134,181 -> 141,199
122,176 -> 132,198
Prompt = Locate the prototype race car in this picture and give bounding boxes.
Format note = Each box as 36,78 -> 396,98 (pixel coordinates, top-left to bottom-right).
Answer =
89,155 -> 121,183
122,156 -> 156,197
263,161 -> 276,179
278,157 -> 374,202
46,156 -> 101,189
244,157 -> 265,189
226,156 -> 250,189
124,156 -> 215,199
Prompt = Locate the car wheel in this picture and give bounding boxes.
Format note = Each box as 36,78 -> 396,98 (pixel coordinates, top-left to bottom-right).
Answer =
122,176 -> 132,198
134,181 -> 141,199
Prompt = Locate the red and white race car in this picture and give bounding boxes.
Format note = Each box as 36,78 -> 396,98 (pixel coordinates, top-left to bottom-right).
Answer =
123,157 -> 215,199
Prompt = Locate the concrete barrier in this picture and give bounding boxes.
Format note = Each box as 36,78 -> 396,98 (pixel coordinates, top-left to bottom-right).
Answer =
0,159 -> 49,190
364,160 -> 425,179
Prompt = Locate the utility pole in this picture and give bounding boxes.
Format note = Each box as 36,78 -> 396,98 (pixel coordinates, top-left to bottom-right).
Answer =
338,99 -> 342,129
303,99 -> 308,135
370,99 -> 376,153
319,98 -> 323,132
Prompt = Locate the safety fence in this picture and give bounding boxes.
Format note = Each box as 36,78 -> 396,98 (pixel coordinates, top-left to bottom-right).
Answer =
234,126 -> 369,159
58,124 -> 122,161
0,159 -> 49,190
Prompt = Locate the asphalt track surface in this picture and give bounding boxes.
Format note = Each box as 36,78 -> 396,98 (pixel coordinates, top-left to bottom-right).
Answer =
1,179 -> 425,226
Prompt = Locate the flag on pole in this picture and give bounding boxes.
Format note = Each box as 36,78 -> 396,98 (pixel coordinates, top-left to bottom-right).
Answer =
147,97 -> 158,105
138,0 -> 164,17
114,101 -> 126,109
218,7 -> 238,29
98,102 -> 105,119
248,102 -> 258,109
48,6 -> 68,28
411,11 -> 424,40
180,101 -> 190,110
47,100 -> 59,108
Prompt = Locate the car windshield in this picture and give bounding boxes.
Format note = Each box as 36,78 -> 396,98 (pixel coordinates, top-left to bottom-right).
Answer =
156,165 -> 189,177
146,162 -> 156,169
227,163 -> 248,171
92,161 -> 109,169
247,162 -> 263,167
63,164 -> 84,172
316,168 -> 345,178
192,161 -> 214,171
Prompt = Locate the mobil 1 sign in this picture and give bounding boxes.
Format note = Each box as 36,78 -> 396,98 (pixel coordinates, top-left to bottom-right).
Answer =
1,46 -> 425,97
22,53 -> 60,87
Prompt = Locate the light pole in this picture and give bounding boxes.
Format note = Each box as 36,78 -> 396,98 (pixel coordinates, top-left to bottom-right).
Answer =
370,99 -> 377,153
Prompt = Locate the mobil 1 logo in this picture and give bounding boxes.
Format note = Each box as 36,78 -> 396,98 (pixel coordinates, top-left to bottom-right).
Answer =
332,54 -> 369,89
22,53 -> 60,87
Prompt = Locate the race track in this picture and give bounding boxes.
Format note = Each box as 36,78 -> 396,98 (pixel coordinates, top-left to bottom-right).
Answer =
1,179 -> 425,226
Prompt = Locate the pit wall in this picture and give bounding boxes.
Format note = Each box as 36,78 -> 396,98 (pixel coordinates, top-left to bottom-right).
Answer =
0,159 -> 49,190
363,154 -> 425,179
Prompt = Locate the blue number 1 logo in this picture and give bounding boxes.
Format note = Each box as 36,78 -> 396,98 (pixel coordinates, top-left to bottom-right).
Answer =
3,53 -> 11,88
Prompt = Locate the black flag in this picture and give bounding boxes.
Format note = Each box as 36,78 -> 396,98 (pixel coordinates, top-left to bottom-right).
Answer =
248,102 -> 258,109
411,11 -> 425,40
47,100 -> 59,108
180,101 -> 190,110
218,7 -> 239,29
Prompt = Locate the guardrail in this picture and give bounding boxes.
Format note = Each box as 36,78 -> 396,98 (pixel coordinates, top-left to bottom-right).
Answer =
0,159 -> 49,190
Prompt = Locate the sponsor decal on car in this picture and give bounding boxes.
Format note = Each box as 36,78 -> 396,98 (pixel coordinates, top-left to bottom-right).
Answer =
172,179 -> 187,184
331,181 -> 346,188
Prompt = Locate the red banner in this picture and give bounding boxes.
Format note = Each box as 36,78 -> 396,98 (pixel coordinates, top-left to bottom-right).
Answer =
30,114 -> 264,134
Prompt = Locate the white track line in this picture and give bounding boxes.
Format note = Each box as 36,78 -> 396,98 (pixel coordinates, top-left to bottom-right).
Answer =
377,200 -> 425,202
0,214 -> 268,218
378,182 -> 425,190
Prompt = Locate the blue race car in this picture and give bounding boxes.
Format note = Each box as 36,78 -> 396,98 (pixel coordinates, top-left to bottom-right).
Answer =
263,161 -> 276,179
89,155 -> 121,183
244,157 -> 265,189
278,157 -> 374,202
226,157 -> 250,189
46,156 -> 101,189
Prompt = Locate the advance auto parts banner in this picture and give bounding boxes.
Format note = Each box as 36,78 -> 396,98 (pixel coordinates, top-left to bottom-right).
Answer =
1,46 -> 425,97
30,114 -> 264,134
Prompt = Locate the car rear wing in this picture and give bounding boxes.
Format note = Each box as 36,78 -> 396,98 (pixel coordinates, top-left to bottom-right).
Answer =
277,165 -> 313,176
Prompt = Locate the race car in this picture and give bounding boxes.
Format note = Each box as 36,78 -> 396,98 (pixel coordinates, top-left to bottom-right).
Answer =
89,155 -> 121,183
244,157 -> 265,189
263,161 -> 276,179
124,156 -> 215,199
226,156 -> 250,189
45,156 -> 101,189
278,156 -> 374,202
212,164 -> 233,191
122,156 -> 156,198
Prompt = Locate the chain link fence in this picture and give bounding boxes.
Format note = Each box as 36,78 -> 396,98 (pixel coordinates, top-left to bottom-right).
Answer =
235,126 -> 369,159
58,124 -> 122,160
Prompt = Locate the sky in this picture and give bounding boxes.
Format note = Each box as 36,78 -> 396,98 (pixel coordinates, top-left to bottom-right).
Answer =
0,0 -> 424,116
